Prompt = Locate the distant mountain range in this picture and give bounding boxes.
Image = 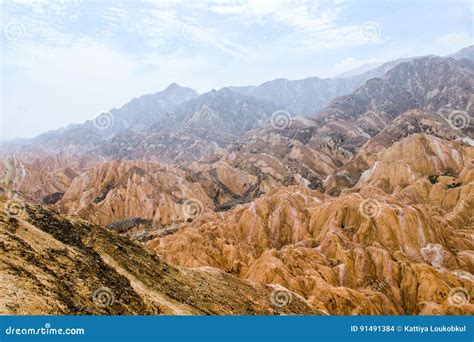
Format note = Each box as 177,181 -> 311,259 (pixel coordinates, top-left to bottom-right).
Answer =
1,45 -> 473,162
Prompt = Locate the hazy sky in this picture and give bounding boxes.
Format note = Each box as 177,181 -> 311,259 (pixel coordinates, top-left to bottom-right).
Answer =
1,0 -> 473,140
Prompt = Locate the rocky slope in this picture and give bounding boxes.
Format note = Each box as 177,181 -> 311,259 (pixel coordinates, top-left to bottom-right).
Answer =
93,88 -> 278,163
230,76 -> 358,116
0,198 -> 317,315
228,56 -> 474,197
171,55 -> 474,206
0,154 -> 102,204
229,56 -> 422,116
323,109 -> 470,195
383,56 -> 474,134
54,160 -> 213,228
450,45 -> 474,61
148,133 -> 474,315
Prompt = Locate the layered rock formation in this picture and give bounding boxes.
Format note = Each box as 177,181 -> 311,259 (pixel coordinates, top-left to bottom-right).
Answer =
55,160 -> 213,228
0,199 -> 317,315
1,47 -> 473,316
0,154 -> 93,202
148,133 -> 473,315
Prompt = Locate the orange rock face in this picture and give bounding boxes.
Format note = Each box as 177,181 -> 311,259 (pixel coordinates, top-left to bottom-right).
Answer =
56,160 -> 213,227
148,134 -> 474,315
0,154 -> 90,201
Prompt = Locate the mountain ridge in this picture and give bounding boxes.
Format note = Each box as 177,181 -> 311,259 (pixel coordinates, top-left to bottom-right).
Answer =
1,45 -> 473,316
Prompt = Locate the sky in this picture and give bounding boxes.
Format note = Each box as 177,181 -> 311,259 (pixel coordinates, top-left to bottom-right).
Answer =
0,0 -> 473,140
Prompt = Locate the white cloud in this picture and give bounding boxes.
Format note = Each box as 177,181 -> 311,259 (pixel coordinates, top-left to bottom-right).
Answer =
2,42 -> 144,139
209,0 -> 342,34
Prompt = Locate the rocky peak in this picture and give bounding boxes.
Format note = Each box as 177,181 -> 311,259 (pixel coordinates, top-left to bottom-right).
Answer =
450,45 -> 474,61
